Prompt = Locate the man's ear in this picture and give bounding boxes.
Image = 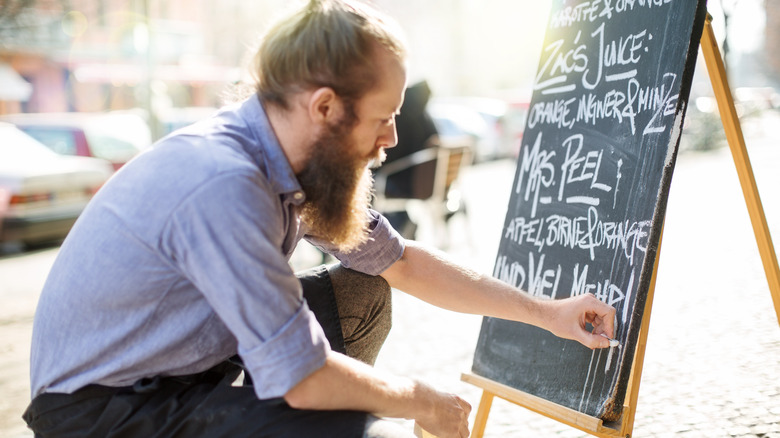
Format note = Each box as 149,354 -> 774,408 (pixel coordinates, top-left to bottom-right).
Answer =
308,87 -> 344,125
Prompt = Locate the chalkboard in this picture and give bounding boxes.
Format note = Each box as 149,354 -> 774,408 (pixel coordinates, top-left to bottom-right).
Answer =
472,0 -> 708,422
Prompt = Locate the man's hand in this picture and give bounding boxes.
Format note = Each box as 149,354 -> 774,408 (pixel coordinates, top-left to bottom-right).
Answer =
547,293 -> 616,349
411,380 -> 471,438
285,353 -> 471,436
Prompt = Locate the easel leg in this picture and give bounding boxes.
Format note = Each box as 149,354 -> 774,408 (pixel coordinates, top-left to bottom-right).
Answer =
700,15 -> 780,325
471,390 -> 494,438
620,223 -> 665,437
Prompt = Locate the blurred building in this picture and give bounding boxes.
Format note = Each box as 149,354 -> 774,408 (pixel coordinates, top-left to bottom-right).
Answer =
0,0 -> 551,119
1,1 -> 774,126
0,0 -> 243,138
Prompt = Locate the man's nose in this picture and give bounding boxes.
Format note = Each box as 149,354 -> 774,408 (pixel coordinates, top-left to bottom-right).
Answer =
378,122 -> 398,149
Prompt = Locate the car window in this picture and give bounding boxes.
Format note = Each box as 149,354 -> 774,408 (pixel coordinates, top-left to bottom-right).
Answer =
19,127 -> 78,156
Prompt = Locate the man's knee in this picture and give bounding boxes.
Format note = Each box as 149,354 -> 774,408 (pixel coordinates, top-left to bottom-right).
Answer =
327,264 -> 392,365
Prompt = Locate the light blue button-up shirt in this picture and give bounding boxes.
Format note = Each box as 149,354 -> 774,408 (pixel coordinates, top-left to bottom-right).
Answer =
29,95 -> 405,400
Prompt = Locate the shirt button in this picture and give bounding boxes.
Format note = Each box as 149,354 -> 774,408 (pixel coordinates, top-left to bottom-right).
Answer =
293,191 -> 304,201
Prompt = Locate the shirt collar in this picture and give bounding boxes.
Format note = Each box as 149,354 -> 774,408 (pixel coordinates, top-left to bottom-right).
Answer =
237,95 -> 305,203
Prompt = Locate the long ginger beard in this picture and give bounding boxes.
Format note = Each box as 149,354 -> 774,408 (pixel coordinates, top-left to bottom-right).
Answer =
297,117 -> 385,253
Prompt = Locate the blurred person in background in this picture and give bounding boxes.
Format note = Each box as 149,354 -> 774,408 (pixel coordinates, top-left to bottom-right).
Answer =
23,1 -> 616,437
380,80 -> 439,239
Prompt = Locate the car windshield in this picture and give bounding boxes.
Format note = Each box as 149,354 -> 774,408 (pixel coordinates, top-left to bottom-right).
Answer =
19,127 -> 78,156
0,125 -> 60,162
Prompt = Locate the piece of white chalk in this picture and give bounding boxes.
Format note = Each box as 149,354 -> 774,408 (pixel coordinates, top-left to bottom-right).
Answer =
600,333 -> 619,347
601,333 -> 619,373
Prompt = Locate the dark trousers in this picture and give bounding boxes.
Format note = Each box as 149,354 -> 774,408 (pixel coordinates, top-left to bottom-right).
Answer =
23,264 -> 393,438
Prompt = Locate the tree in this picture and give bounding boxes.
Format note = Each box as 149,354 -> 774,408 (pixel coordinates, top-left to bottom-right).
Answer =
0,0 -> 71,51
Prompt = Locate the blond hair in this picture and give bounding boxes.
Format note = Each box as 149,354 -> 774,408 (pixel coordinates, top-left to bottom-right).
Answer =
252,0 -> 406,111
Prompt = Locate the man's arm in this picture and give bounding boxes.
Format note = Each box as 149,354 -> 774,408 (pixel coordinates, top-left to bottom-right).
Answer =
380,241 -> 617,349
284,351 -> 471,438
285,240 -> 615,438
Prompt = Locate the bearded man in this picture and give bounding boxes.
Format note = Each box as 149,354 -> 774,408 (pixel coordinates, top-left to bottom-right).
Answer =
24,1 -> 617,437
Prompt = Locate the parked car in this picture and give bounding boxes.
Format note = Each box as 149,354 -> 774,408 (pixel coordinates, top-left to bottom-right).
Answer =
0,111 -> 151,170
500,94 -> 531,159
0,123 -> 114,246
428,95 -> 530,162
428,98 -> 495,162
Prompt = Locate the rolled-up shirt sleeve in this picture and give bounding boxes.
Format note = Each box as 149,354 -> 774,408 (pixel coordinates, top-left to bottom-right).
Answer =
161,170 -> 330,399
307,209 -> 405,276
238,303 -> 328,397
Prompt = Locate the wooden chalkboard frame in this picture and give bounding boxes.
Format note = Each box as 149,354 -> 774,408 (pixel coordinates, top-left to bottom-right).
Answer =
450,12 -> 780,438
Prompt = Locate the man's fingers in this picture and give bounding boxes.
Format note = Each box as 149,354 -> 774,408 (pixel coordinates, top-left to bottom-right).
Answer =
572,294 -> 617,347
593,333 -> 612,349
456,397 -> 471,437
584,294 -> 616,336
577,330 -> 610,349
458,397 -> 472,416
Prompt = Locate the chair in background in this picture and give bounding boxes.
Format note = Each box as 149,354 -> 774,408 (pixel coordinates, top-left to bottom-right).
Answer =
373,143 -> 472,248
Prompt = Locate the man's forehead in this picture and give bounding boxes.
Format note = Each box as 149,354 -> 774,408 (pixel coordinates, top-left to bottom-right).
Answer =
361,60 -> 406,113
383,58 -> 408,109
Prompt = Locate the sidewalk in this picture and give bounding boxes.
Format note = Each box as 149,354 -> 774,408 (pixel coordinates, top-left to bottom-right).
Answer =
0,249 -> 57,438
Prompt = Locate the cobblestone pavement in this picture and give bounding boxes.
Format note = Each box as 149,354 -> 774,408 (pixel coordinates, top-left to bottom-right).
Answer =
0,248 -> 57,438
2,118 -> 780,437
374,119 -> 780,437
